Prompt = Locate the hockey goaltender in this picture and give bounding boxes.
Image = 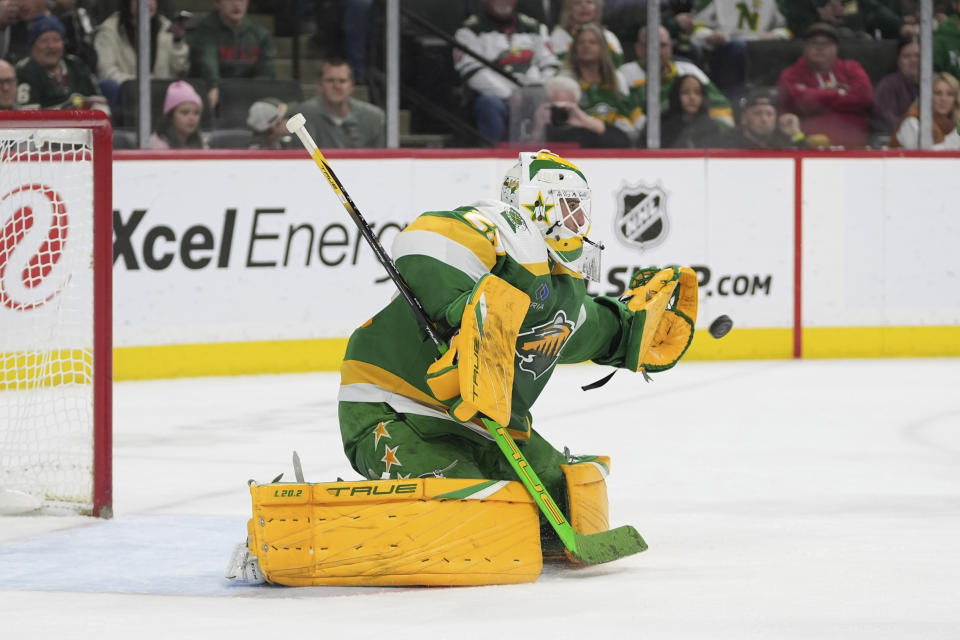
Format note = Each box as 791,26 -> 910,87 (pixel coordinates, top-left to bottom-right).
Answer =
227,146 -> 699,586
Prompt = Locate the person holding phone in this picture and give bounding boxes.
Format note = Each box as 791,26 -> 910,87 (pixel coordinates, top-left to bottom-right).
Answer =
530,74 -> 631,147
548,23 -> 635,147
94,0 -> 190,110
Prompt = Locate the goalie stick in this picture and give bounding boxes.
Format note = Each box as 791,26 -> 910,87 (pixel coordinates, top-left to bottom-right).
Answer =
285,114 -> 646,565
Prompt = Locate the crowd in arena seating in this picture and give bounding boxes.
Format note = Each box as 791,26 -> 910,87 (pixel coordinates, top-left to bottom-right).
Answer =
0,0 -> 385,150
2,0 -> 960,150
453,0 -> 960,149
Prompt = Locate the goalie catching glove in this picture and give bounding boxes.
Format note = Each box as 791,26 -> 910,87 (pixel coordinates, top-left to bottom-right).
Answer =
621,266 -> 698,373
426,274 -> 530,424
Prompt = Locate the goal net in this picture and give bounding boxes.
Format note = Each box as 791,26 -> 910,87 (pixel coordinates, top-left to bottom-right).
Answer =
0,111 -> 112,517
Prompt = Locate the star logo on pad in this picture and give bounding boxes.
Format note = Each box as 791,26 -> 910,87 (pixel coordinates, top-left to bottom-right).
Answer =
373,421 -> 391,448
381,445 -> 402,475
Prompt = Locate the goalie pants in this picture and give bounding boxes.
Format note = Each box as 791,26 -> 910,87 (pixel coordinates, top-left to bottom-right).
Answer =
338,400 -> 568,500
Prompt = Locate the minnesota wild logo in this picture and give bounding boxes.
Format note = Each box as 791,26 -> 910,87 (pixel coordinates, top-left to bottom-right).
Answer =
516,310 -> 575,379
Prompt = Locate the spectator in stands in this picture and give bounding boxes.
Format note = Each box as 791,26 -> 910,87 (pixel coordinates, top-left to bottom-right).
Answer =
52,0 -> 97,70
663,0 -> 703,66
936,2 -> 951,21
530,74 -> 631,147
872,36 -> 919,139
4,0 -> 48,64
689,0 -> 791,96
779,111 -> 807,145
294,58 -> 384,148
711,87 -> 804,148
189,0 -> 274,111
94,0 -> 190,112
861,0 -> 920,39
558,23 -> 635,143
648,74 -> 727,147
776,23 -> 873,148
934,1 -> 960,81
5,0 -> 95,67
550,0 -> 623,66
84,1 -> 176,25
621,24 -> 733,135
783,1 -> 867,41
453,0 -> 559,144
149,80 -> 208,149
786,0 -> 917,41
247,96 -> 296,149
891,71 -> 960,148
0,57 -> 16,108
14,14 -> 107,113
0,0 -> 17,61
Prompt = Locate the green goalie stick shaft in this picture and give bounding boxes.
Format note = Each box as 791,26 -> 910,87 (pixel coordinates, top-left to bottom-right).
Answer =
480,418 -> 647,563
286,114 -> 646,564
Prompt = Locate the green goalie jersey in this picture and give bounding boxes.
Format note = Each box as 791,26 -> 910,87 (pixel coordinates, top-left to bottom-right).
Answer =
338,199 -> 634,442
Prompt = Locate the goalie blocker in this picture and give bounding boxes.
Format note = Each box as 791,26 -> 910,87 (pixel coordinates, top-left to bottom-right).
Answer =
228,457 -> 612,587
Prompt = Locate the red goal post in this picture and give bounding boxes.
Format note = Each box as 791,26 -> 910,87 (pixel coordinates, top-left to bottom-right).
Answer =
0,110 -> 112,518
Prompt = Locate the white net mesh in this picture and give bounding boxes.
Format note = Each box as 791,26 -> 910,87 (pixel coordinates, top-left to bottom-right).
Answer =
0,127 -> 97,514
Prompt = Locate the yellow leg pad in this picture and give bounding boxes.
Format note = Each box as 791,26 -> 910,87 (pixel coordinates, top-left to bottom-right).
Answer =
560,457 -> 611,535
246,478 -> 542,586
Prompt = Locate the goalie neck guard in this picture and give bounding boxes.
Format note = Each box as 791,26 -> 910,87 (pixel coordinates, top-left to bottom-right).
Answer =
501,150 -> 601,280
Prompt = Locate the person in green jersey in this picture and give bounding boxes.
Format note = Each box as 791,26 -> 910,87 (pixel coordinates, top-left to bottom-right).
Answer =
620,24 -> 734,136
336,150 -> 697,539
549,0 -> 624,67
14,14 -> 106,112
558,23 -> 636,145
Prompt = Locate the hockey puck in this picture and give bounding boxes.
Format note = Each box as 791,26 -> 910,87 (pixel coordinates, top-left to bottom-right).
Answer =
709,315 -> 733,339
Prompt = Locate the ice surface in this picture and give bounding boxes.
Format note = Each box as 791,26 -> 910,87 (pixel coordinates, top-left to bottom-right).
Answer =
2,359 -> 959,639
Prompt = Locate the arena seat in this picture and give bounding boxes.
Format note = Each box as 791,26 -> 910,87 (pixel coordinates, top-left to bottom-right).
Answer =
838,39 -> 898,85
112,128 -> 138,149
207,128 -> 254,149
407,0 -> 471,35
216,78 -> 304,130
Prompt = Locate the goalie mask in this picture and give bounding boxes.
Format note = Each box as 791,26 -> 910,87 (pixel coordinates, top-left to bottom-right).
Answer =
501,150 -> 602,281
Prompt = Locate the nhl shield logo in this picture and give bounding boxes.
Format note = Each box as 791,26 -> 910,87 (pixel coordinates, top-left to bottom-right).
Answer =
614,183 -> 669,250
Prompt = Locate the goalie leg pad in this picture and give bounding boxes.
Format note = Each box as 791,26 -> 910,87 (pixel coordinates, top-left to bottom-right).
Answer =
245,477 -> 542,586
560,456 -> 611,536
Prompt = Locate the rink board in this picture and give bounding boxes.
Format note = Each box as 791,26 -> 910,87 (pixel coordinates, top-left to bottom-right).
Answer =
101,151 -> 960,378
801,156 -> 960,358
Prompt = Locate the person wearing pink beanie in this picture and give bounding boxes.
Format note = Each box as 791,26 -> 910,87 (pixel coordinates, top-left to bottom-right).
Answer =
149,80 -> 208,149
